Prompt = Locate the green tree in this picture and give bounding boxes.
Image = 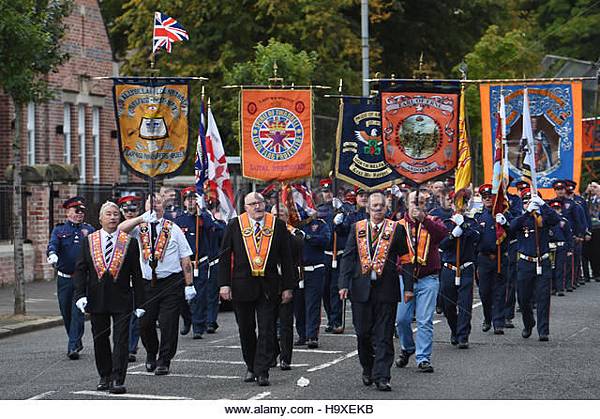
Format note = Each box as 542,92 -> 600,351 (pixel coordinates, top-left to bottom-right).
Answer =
0,0 -> 72,314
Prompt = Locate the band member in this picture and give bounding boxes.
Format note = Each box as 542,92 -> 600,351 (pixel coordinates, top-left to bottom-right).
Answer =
509,189 -> 560,341
219,192 -> 295,386
474,184 -> 510,334
547,199 -> 573,296
205,187 -> 227,334
73,201 -> 145,394
504,181 -> 523,328
439,189 -> 479,349
395,190 -> 447,373
339,191 -> 409,391
564,179 -> 592,284
47,196 -> 94,360
119,193 -> 196,376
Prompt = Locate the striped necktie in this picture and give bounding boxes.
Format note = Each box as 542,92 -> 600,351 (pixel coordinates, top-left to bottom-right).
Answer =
254,222 -> 262,245
105,233 -> 113,263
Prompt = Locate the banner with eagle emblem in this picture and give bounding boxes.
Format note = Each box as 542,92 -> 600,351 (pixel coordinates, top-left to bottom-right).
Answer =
240,89 -> 313,181
379,81 -> 461,184
335,98 -> 401,190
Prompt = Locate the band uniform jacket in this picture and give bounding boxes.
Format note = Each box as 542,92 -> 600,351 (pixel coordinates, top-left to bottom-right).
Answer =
218,217 -> 295,302
339,222 -> 409,303
73,235 -> 145,313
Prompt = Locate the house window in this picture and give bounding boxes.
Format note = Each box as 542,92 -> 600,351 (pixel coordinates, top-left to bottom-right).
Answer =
27,102 -> 35,165
78,104 -> 86,182
63,104 -> 71,164
92,107 -> 100,184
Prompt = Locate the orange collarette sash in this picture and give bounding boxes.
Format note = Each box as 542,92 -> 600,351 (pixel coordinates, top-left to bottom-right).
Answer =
139,220 -> 173,262
398,219 -> 430,265
89,230 -> 130,280
239,213 -> 276,277
356,219 -> 397,276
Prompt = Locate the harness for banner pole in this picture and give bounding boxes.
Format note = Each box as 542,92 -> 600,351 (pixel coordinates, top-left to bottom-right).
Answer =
149,177 -> 158,288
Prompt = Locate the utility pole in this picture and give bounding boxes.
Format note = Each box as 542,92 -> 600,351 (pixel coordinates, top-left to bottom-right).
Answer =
361,0 -> 369,97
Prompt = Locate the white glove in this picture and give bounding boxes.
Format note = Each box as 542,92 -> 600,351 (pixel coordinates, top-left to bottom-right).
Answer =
531,195 -> 545,206
75,297 -> 87,313
195,193 -> 205,209
134,308 -> 145,318
142,210 -> 158,223
293,228 -> 306,240
451,226 -> 463,238
526,202 -> 539,213
184,285 -> 197,302
451,214 -> 464,226
495,213 -> 507,225
47,253 -> 58,265
333,213 -> 344,225
391,184 -> 402,197
332,197 -> 343,210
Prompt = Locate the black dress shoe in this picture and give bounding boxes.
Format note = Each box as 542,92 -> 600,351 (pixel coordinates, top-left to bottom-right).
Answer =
307,339 -> 319,349
324,325 -> 334,333
280,360 -> 291,371
504,319 -> 515,329
68,350 -> 79,360
361,374 -> 373,386
494,328 -> 504,335
180,322 -> 191,336
257,376 -> 270,386
450,334 -> 458,346
192,333 -> 203,339
566,289 -> 573,292
154,365 -> 170,375
395,350 -> 413,368
96,377 -> 110,391
109,383 -> 127,394
482,322 -> 491,332
557,291 -> 565,296
417,361 -> 434,373
244,370 -> 256,382
294,338 -> 306,346
145,356 -> 157,372
538,335 -> 549,342
375,381 -> 392,391
206,325 -> 216,334
522,325 -> 534,339
128,353 -> 137,363
458,342 -> 469,349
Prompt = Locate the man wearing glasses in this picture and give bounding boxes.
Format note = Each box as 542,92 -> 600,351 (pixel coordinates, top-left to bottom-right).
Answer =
219,192 -> 295,387
47,196 -> 95,360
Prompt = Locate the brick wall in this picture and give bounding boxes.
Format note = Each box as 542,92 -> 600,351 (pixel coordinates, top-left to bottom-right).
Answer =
0,243 -> 35,287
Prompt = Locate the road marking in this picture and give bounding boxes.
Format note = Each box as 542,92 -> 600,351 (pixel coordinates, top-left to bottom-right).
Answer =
128,371 -> 240,379
249,391 -> 271,400
71,390 -> 193,400
306,350 -> 358,372
208,345 -> 342,354
176,359 -> 246,365
568,326 -> 589,339
208,334 -> 238,344
127,363 -> 145,371
25,298 -> 54,303
27,391 -> 57,400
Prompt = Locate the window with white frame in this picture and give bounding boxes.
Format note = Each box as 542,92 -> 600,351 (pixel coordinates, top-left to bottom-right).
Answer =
63,104 -> 71,164
92,107 -> 100,184
27,102 -> 35,165
78,104 -> 86,182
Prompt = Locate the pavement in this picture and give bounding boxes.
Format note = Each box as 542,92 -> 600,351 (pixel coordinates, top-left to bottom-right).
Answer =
1,278 -> 600,400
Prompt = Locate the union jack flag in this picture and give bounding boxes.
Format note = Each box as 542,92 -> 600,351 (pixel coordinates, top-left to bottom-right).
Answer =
152,12 -> 189,54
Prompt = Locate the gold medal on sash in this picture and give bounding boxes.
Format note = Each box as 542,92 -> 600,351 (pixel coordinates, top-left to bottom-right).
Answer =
253,256 -> 264,266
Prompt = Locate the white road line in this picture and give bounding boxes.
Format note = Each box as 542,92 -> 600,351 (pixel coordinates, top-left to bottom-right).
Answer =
127,363 -> 145,371
71,390 -> 193,400
319,333 -> 357,338
306,350 -> 358,372
249,391 -> 271,400
208,345 -> 342,354
176,359 -> 246,365
27,391 -> 57,400
472,302 -> 483,308
128,371 -> 240,379
208,334 -> 239,344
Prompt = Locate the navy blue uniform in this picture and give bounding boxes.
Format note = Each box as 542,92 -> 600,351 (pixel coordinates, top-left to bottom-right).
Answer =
207,217 -> 226,331
559,197 -> 586,288
571,194 -> 591,283
293,218 -> 331,344
509,204 -> 560,338
549,216 -> 573,294
47,221 -> 95,352
475,208 -> 510,330
439,216 -> 480,344
505,193 -> 523,322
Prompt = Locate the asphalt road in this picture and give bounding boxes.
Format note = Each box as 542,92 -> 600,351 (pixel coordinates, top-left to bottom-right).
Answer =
1,282 -> 599,400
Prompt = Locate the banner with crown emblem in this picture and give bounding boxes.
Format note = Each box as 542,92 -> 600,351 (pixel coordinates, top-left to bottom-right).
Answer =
112,78 -> 191,179
335,99 -> 401,190
379,81 -> 461,184
480,82 -> 583,192
583,117 -> 600,160
241,89 -> 313,181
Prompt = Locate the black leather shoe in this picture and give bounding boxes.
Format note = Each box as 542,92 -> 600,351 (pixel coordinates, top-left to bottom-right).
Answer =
128,353 -> 136,362
522,324 -> 534,339
375,381 -> 391,391
395,350 -> 413,368
294,338 -> 306,346
566,289 -> 573,292
551,290 -> 557,296
280,360 -> 291,371
504,319 -> 515,329
68,350 -> 79,360
155,365 -> 170,376
417,361 -> 434,373
450,334 -> 458,346
458,342 -> 469,349
192,333 -> 203,339
109,383 -> 127,394
257,376 -> 270,386
307,339 -> 319,349
482,322 -> 491,332
361,374 -> 373,386
538,335 -> 549,342
324,325 -> 334,333
557,291 -> 565,296
494,328 -> 504,335
96,377 -> 110,391
206,325 -> 216,334
180,322 -> 191,336
145,355 -> 156,372
75,341 -> 84,352
244,370 -> 256,382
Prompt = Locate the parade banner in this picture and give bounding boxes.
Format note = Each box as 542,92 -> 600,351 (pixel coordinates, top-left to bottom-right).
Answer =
583,117 -> 600,160
480,82 -> 583,194
380,82 -> 461,184
335,99 -> 401,190
112,78 -> 190,179
241,89 -> 312,181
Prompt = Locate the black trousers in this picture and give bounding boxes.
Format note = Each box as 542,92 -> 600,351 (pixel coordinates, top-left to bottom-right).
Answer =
351,296 -> 397,383
273,300 -> 294,364
233,294 -> 278,378
140,274 -> 184,367
90,312 -> 131,384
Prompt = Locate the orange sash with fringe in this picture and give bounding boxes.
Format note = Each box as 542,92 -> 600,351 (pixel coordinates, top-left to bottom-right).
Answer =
356,219 -> 397,276
398,219 -> 430,265
239,213 -> 276,276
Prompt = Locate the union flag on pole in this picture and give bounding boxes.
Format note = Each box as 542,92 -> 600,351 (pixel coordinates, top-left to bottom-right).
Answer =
492,94 -> 509,245
153,12 -> 189,54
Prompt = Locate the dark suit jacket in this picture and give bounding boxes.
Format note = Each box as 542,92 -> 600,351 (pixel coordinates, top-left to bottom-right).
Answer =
218,215 -> 295,302
73,235 -> 145,313
338,222 -> 408,303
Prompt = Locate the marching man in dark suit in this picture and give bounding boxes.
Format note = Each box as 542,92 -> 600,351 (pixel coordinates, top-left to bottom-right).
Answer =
339,191 -> 409,392
219,192 -> 295,386
73,201 -> 145,394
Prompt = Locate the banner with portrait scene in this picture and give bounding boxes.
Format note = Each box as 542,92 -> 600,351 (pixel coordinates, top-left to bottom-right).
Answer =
379,80 -> 462,184
335,98 -> 401,190
480,82 -> 583,194
240,89 -> 312,181
583,117 -> 600,160
112,78 -> 191,179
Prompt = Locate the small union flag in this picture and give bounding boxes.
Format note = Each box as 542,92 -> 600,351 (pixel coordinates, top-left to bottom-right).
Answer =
152,12 -> 189,54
